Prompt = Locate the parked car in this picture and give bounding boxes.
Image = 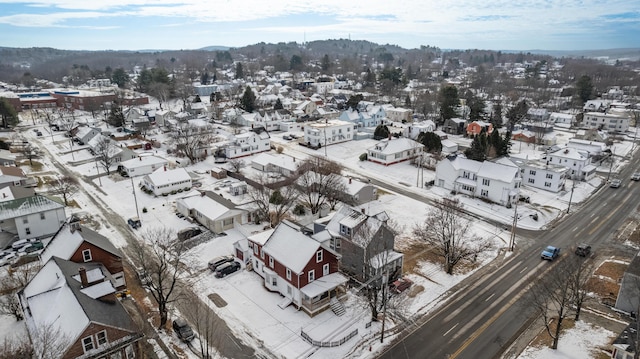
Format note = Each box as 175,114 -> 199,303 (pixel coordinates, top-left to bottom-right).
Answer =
282,135 -> 292,140
172,317 -> 195,342
177,227 -> 202,241
11,238 -> 35,250
575,243 -> 592,257
610,179 -> 622,188
0,251 -> 17,267
127,217 -> 141,229
208,255 -> 235,271
541,245 -> 561,260
215,261 -> 241,278
19,241 -> 44,255
631,172 -> 640,181
390,278 -> 413,294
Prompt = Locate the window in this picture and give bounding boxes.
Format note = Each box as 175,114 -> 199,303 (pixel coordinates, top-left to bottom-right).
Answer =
546,173 -> 553,179
125,345 -> 135,359
481,189 -> 488,197
269,257 -> 274,268
323,263 -> 329,276
260,248 -> 264,259
316,250 -> 323,263
528,178 -> 535,183
253,245 -> 258,255
286,268 -> 291,280
482,178 -> 490,186
25,228 -> 30,235
82,249 -> 92,262
40,213 -> 46,220
340,225 -> 351,236
544,182 -> 551,187
529,170 -> 536,175
308,270 -> 315,282
96,330 -> 108,346
271,277 -> 277,286
22,218 -> 28,224
223,218 -> 233,226
82,336 -> 94,352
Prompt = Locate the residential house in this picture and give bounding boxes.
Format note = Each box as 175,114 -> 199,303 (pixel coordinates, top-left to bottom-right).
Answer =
338,109 -> 380,128
224,127 -> 271,159
141,167 -> 192,196
512,130 -> 537,144
304,119 -> 354,148
517,159 -> 568,193
247,221 -> 348,316
0,149 -> 17,166
87,135 -> 138,164
40,217 -> 126,289
155,109 -> 176,127
0,186 -> 35,202
314,205 -> 403,283
526,108 -> 550,122
74,126 -> 101,145
611,322 -> 637,359
442,118 -> 467,135
546,147 -> 595,180
550,112 -> 576,126
574,129 -> 608,143
615,254 -> 640,315
466,120 -> 493,136
404,120 -> 436,140
0,194 -> 66,242
441,139 -> 459,154
118,155 -> 169,177
566,139 -> 607,157
435,156 -> 521,207
338,177 -> 378,206
19,257 -> 143,359
251,153 -> 298,177
367,138 -> 424,166
583,112 -> 629,132
0,166 -> 37,189
583,99 -> 609,112
385,107 -> 413,123
176,190 -> 249,234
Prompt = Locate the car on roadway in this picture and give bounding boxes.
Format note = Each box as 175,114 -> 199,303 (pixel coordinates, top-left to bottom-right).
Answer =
575,243 -> 592,257
541,245 -> 561,260
631,172 -> 640,181
609,179 -> 622,188
172,317 -> 195,342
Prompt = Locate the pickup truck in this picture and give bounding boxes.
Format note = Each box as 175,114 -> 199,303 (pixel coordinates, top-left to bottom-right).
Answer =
541,245 -> 560,260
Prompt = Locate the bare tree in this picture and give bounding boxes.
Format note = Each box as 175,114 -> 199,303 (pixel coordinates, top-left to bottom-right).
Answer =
247,175 -> 297,227
568,255 -> 593,321
169,122 -> 215,163
31,321 -> 72,359
0,262 -> 40,321
57,109 -> 77,135
412,197 -> 493,274
19,142 -> 38,166
181,292 -> 224,359
227,159 -> 245,173
94,136 -> 116,175
528,260 -> 575,350
130,227 -> 188,328
48,176 -> 79,206
295,157 -> 347,215
0,336 -> 33,358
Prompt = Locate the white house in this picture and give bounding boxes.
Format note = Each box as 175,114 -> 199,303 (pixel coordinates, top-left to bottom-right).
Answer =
74,126 -> 101,145
546,147 -> 593,180
435,156 -> 521,206
550,112 -> 575,126
583,112 -> 629,132
304,119 -> 355,148
367,138 -> 424,166
224,128 -> 271,159
141,167 -> 192,196
504,157 -> 568,193
175,191 -> 248,234
566,139 -> 607,157
251,153 -> 298,176
404,120 -> 436,140
0,194 -> 66,241
118,155 -> 169,177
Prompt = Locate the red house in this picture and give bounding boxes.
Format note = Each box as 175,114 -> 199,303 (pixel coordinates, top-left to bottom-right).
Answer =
466,120 -> 493,136
247,221 -> 348,316
40,217 -> 126,289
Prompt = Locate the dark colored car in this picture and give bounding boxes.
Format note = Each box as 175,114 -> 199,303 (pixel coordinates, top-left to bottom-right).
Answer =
215,261 -> 241,278
575,244 -> 592,257
208,255 -> 235,271
127,217 -> 141,229
172,318 -> 195,342
177,227 -> 202,241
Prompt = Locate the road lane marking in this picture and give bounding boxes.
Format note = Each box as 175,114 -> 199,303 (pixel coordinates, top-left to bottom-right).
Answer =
589,216 -> 600,224
443,323 -> 459,337
484,293 -> 495,302
519,267 -> 528,274
588,194 -> 629,235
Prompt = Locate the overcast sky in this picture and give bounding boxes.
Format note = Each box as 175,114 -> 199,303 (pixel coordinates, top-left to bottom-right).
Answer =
0,0 -> 638,51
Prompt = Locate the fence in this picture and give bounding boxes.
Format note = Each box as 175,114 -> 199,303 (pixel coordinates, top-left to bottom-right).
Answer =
300,328 -> 358,348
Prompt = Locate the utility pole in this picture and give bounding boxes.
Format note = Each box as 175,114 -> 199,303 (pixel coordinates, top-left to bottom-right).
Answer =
131,176 -> 140,219
566,180 -> 576,214
94,156 -> 102,187
380,268 -> 388,343
509,195 -> 518,251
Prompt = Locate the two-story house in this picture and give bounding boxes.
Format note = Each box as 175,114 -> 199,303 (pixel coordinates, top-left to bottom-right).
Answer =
247,221 -> 347,316
443,118 -> 467,135
304,119 -> 354,148
19,257 -> 143,359
224,127 -> 271,159
367,138 -> 424,166
466,120 -> 493,137
546,147 -> 595,180
435,155 -> 521,207
583,111 -> 629,133
0,194 -> 66,243
314,205 -> 403,283
40,217 -> 127,289
0,166 -> 37,189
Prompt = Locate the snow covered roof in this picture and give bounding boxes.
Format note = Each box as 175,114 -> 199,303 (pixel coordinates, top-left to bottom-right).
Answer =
41,220 -> 123,264
22,257 -> 137,346
177,192 -> 242,221
145,167 -> 191,187
262,221 -> 321,274
300,272 -> 348,298
476,161 -> 520,181
248,228 -> 275,246
325,205 -> 388,247
0,186 -> 35,202
120,155 -> 168,170
0,165 -> 26,178
369,250 -> 404,269
0,194 -> 64,221
447,156 -> 483,173
368,138 -> 424,155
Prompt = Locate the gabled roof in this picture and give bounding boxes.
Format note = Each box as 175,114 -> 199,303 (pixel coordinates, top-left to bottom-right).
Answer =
325,205 -> 388,247
0,194 -> 64,221
476,161 -> 520,182
177,191 -> 243,221
0,165 -> 26,178
0,185 -> 35,202
368,138 -> 424,154
262,221 -> 322,274
144,167 -> 191,187
41,219 -> 123,265
120,155 -> 168,170
22,257 -> 137,347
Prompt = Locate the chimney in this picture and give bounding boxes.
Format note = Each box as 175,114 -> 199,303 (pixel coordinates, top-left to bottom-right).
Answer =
79,267 -> 88,287
164,165 -> 167,171
349,177 -> 352,184
139,156 -> 142,161
361,208 -> 365,214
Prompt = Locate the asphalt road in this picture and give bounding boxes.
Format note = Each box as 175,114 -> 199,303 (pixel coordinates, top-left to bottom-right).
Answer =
379,151 -> 640,359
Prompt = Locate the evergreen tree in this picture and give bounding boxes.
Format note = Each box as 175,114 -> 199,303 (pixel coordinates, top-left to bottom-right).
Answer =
491,102 -> 503,128
405,95 -> 411,108
0,98 -> 19,128
417,132 -> 442,153
290,55 -> 304,71
108,101 -> 125,127
500,130 -> 512,156
373,124 -> 390,140
274,98 -> 283,110
111,68 -> 128,88
488,129 -> 503,158
346,94 -> 363,111
240,86 -> 256,113
193,95 -> 201,103
506,100 -> 529,130
321,54 -> 331,72
467,94 -> 486,121
438,85 -> 459,125
575,75 -> 593,105
465,134 -> 487,161
235,62 -> 244,80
